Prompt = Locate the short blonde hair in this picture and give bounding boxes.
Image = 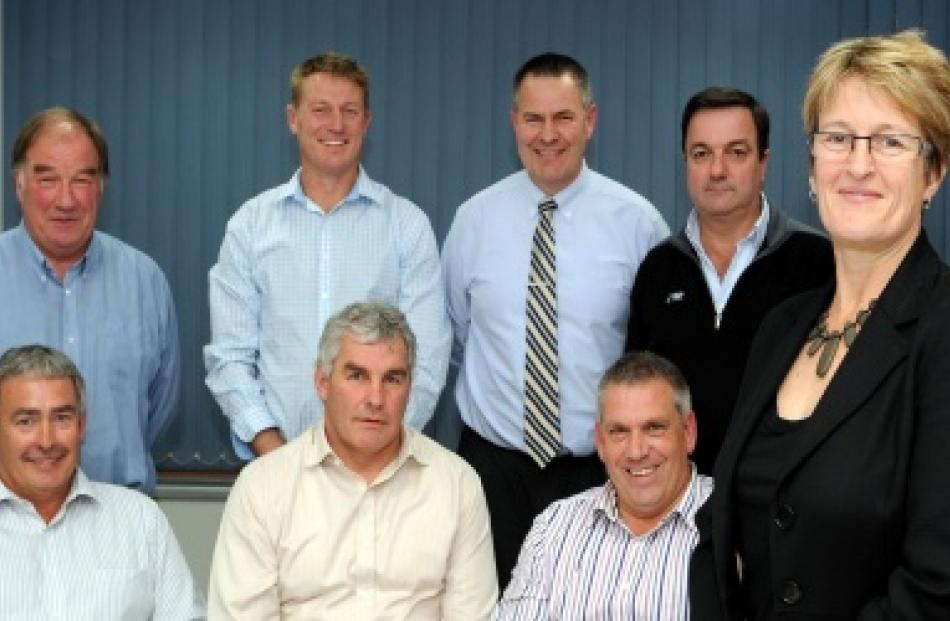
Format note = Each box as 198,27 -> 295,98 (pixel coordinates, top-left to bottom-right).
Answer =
290,52 -> 369,109
803,29 -> 950,175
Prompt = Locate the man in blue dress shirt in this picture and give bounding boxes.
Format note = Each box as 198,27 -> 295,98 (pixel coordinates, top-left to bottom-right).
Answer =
442,52 -> 669,588
0,107 -> 180,493
205,52 -> 450,459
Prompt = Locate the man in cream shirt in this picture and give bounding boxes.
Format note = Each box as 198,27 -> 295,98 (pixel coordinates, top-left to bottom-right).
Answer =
209,302 -> 497,619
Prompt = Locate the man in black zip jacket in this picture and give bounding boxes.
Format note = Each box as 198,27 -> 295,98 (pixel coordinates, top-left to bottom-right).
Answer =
626,87 -> 833,474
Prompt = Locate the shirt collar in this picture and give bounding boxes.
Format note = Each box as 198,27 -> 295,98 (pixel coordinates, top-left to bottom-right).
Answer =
304,419 -> 432,477
285,166 -> 383,213
12,221 -> 101,279
595,463 -> 703,536
685,192 -> 770,255
522,161 -> 590,216
0,468 -> 98,518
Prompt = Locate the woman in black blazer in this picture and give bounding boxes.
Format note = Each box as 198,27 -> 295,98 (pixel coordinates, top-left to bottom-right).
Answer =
690,30 -> 950,619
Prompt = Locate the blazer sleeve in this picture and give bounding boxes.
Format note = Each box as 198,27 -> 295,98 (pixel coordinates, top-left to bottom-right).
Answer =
858,283 -> 950,618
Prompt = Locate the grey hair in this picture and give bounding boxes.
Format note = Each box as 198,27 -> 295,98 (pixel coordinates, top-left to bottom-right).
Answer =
316,302 -> 416,374
597,351 -> 691,420
0,345 -> 86,413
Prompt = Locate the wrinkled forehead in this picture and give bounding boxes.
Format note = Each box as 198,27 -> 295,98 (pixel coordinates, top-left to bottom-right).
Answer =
0,375 -> 81,412
21,123 -> 102,171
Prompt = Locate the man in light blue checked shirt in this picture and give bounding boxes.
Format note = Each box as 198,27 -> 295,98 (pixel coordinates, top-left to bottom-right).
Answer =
205,52 -> 450,459
494,351 -> 713,619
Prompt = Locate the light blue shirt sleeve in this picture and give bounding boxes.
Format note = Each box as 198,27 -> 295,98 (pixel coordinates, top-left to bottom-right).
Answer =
443,164 -> 668,455
205,168 -> 450,457
0,224 -> 181,493
147,269 -> 182,451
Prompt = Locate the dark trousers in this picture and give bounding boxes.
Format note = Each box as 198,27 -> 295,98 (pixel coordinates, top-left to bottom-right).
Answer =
457,425 -> 606,592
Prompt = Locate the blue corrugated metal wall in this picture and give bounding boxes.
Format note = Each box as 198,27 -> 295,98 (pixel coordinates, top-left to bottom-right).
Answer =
4,0 -> 948,469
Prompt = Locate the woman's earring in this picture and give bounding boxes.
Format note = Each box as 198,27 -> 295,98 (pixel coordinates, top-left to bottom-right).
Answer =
808,188 -> 817,203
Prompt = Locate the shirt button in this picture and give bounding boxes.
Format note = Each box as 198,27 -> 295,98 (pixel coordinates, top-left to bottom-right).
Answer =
67,337 -> 75,344
773,503 -> 796,530
781,579 -> 803,605
65,289 -> 71,295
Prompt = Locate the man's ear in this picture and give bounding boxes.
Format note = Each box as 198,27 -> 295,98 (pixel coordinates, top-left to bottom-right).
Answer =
13,169 -> 24,200
684,411 -> 698,456
594,420 -> 606,463
315,364 -> 330,402
286,103 -> 299,135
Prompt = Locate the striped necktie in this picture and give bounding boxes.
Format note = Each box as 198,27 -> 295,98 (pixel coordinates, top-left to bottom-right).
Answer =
524,197 -> 560,468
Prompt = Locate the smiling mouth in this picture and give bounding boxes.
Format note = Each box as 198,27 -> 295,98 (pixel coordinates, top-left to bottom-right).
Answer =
319,139 -> 348,146
839,188 -> 882,200
625,464 -> 659,477
533,147 -> 564,159
26,452 -> 67,470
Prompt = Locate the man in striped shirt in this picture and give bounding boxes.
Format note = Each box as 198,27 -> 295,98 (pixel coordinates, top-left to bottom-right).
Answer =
0,345 -> 202,619
495,351 -> 713,619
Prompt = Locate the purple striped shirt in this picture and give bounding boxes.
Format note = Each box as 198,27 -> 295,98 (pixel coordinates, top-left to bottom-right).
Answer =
494,467 -> 713,620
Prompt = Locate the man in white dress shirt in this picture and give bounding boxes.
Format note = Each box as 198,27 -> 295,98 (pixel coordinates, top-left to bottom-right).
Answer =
0,344 -> 201,620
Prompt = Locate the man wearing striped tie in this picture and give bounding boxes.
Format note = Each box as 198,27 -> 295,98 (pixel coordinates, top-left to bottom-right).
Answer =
442,53 -> 669,590
494,351 -> 713,619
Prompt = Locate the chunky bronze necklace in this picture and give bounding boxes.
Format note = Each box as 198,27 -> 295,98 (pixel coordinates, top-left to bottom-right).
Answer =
805,300 -> 876,378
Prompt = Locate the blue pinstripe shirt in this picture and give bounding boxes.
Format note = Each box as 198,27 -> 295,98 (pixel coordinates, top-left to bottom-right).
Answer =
0,471 -> 203,619
494,467 -> 713,620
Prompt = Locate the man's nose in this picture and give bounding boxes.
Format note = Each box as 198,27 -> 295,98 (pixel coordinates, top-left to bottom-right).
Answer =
38,417 -> 54,448
365,379 -> 384,408
328,108 -> 345,131
56,181 -> 80,209
709,151 -> 727,178
624,432 -> 649,461
539,118 -> 557,142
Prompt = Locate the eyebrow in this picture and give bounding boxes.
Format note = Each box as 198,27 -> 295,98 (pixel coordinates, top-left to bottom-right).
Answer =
11,404 -> 77,416
29,164 -> 100,176
689,139 -> 751,150
342,362 -> 368,374
341,362 -> 409,377
819,121 -> 909,133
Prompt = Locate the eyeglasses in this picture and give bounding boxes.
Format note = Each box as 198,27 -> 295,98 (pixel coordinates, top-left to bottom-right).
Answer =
810,131 -> 933,161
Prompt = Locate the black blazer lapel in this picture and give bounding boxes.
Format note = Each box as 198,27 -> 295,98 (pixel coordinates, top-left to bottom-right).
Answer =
714,289 -> 829,480
775,232 -> 942,480
708,285 -> 830,615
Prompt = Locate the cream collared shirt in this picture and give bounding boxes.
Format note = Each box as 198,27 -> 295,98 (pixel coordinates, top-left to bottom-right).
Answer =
208,421 -> 497,620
